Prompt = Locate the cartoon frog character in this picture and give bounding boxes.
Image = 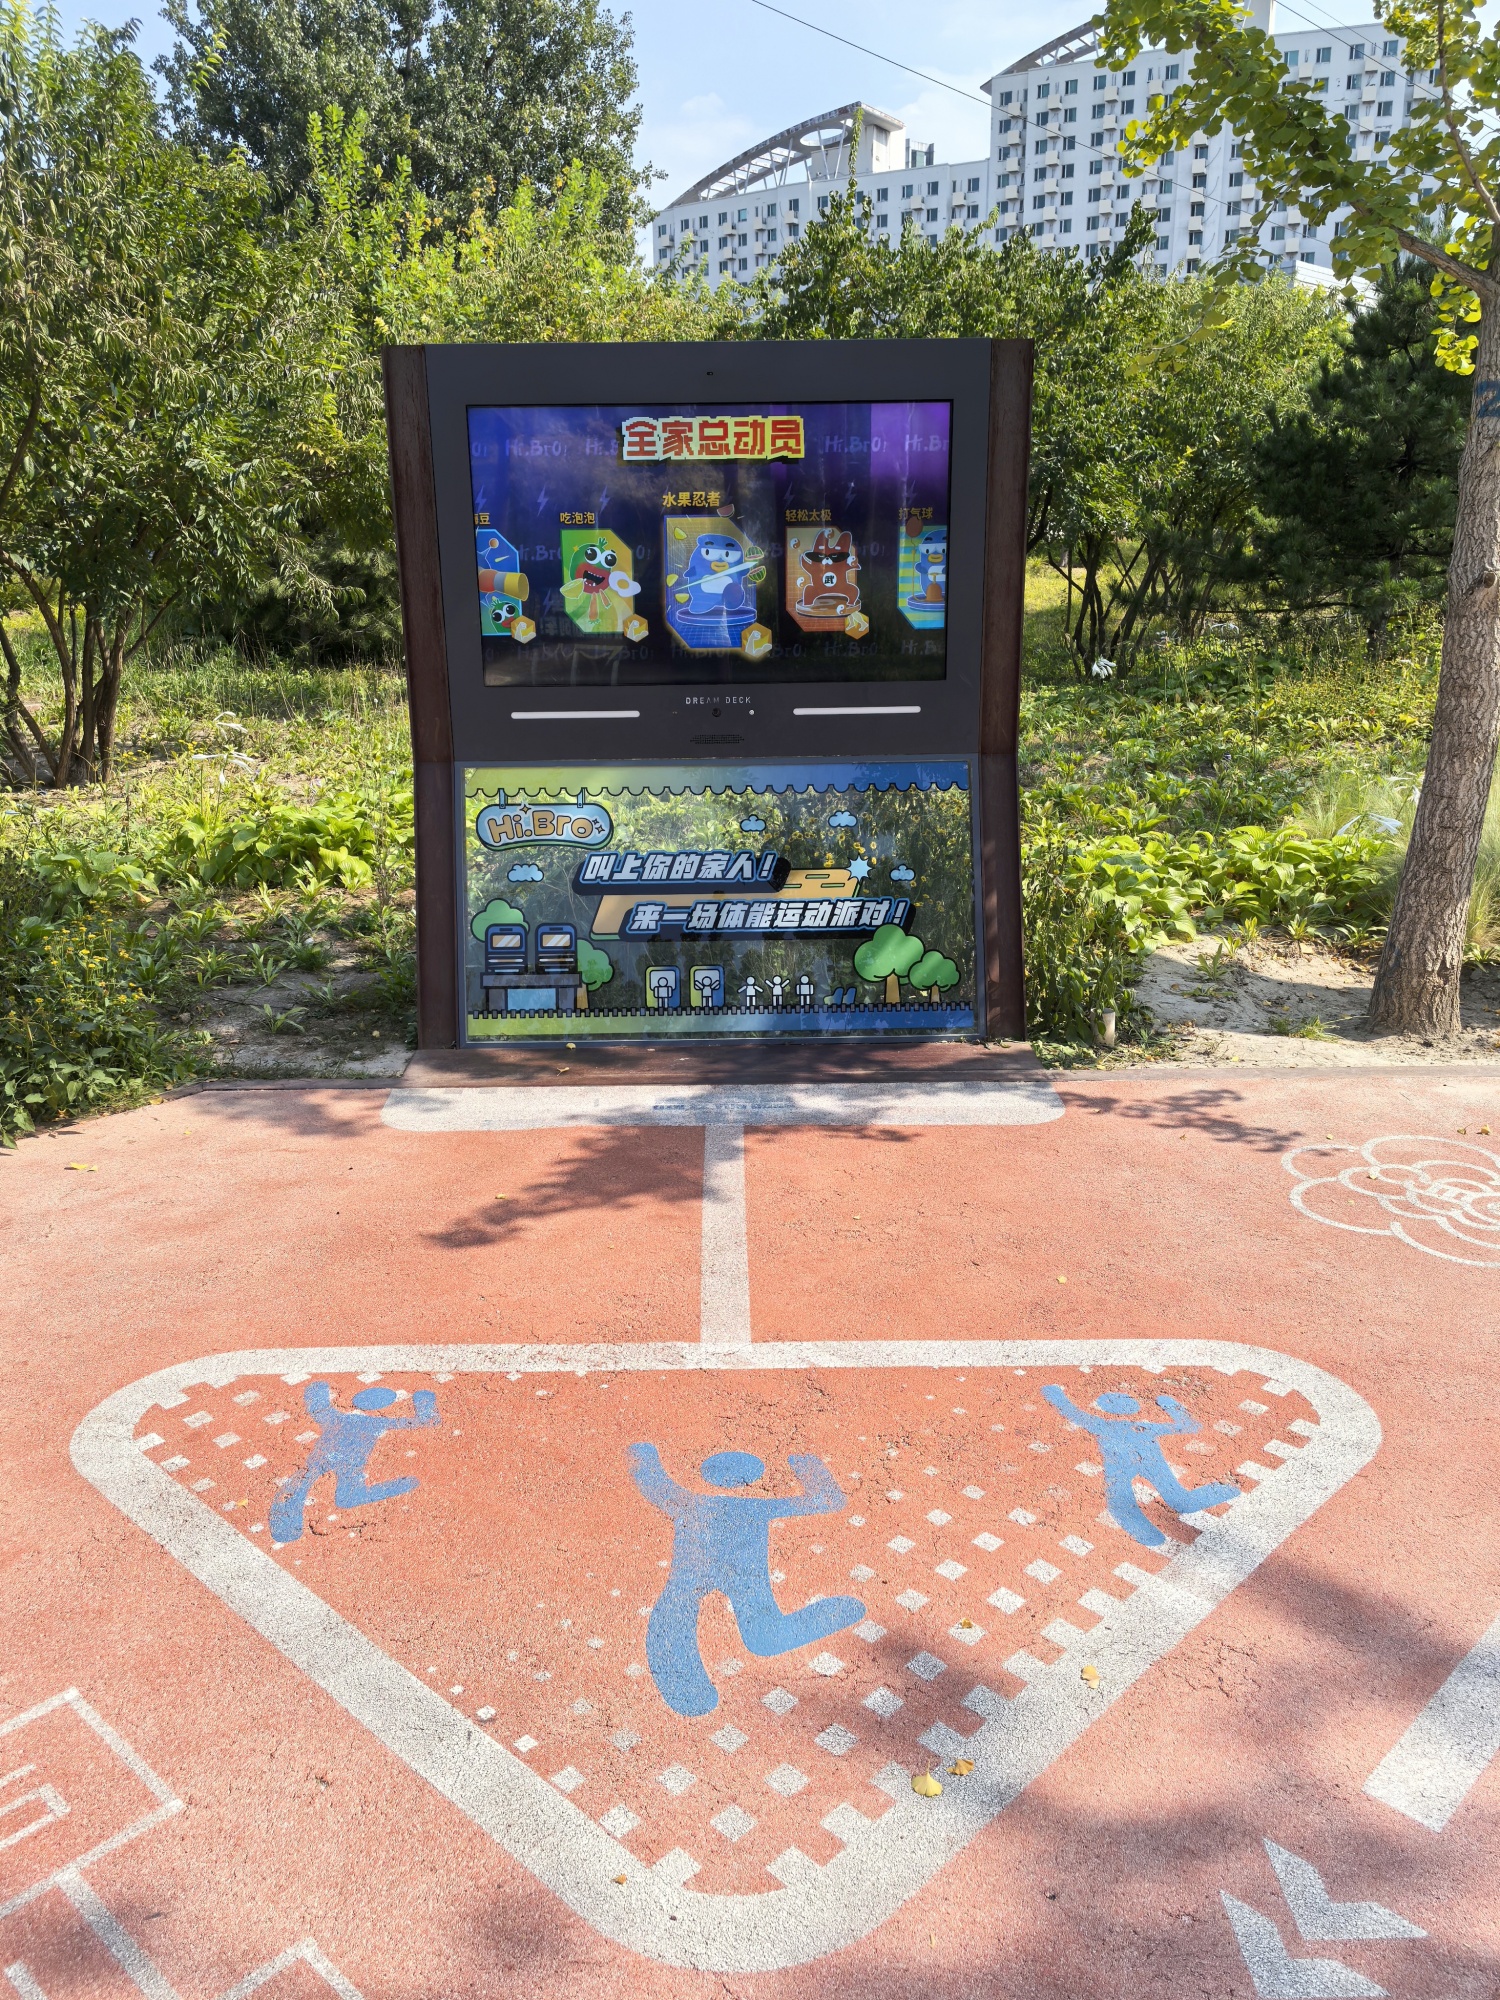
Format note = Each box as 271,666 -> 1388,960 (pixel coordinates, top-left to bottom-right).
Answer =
559,533 -> 643,635
476,527 -> 532,639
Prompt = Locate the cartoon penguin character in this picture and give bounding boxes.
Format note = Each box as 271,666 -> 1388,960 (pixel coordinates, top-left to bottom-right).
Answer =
667,530 -> 765,643
796,529 -> 860,616
908,525 -> 947,608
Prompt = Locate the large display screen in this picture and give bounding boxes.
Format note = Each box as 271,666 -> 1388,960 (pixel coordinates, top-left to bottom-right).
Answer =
468,402 -> 952,687
459,761 -> 977,1041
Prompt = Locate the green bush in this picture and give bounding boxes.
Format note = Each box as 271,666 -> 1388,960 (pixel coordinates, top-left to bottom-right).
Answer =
156,788 -> 414,891
0,856 -> 200,1140
1022,830 -> 1146,1044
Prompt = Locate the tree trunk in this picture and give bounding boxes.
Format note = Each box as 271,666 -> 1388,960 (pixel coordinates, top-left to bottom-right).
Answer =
1370,301 -> 1500,1036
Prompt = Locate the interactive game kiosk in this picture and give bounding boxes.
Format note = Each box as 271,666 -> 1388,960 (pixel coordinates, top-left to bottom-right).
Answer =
382,339 -> 1031,1054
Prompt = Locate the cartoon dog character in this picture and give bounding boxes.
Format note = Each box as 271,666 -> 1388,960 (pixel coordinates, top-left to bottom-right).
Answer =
795,529 -> 860,616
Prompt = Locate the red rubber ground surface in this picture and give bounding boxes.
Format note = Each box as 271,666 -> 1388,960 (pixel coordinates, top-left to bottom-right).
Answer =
2,1065 -> 1497,1998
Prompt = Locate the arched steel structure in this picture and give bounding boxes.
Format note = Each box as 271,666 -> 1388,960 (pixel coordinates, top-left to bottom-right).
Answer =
668,102 -> 905,208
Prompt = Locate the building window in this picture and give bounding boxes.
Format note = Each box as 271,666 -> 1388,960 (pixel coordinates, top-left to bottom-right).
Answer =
738,257 -> 748,271
1380,69 -> 1396,85
1092,102 -> 1106,119
1193,143 -> 1208,158
1316,44 -> 1330,61
1059,218 -> 1072,233
1189,200 -> 1204,216
1089,157 -> 1105,174
699,215 -> 708,230
1120,98 -> 1134,114
967,177 -> 981,191
1227,200 -> 1241,215
1156,234 -> 1170,249
901,183 -> 913,198
1188,230 -> 1202,245
927,180 -> 940,194
657,223 -> 667,236
1192,172 -> 1206,188
1286,47 -> 1299,64
1312,78 -> 1327,91
1037,80 -> 1050,98
1032,194 -> 1046,210
1034,167 -> 1047,181
787,222 -> 799,238
1065,77 -> 1079,94
998,89 -> 1012,105
1230,141 -> 1242,156
1063,106 -> 1077,122
966,204 -> 978,218
1121,70 -> 1135,84
877,186 -> 888,201
817,195 -> 828,210
1087,214 -> 1100,229
1088,186 -> 1103,202
1061,162 -> 1075,179
738,232 -> 747,246
1350,42 -> 1365,58
1377,99 -> 1393,115
1060,190 -> 1073,206
1094,73 -> 1105,90
1229,171 -> 1243,186
1224,227 -> 1240,243
1270,223 -> 1285,239
787,198 -> 799,212
1063,135 -> 1077,151
1165,63 -> 1179,78
1186,258 -> 1200,271
927,206 -> 938,220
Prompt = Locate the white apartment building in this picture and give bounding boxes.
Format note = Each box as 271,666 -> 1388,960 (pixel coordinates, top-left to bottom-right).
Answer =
651,2 -> 1439,284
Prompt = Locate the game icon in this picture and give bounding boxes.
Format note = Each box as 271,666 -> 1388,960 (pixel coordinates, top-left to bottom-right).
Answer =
645,966 -> 682,1009
559,527 -> 647,640
786,525 -> 867,638
898,517 -> 947,631
663,515 -> 767,653
476,526 -> 533,641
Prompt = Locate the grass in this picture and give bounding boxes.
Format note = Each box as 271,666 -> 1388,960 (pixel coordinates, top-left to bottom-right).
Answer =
0,575 -> 1475,1126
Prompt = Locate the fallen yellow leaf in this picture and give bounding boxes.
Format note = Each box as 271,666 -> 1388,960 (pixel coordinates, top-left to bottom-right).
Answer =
612,1874 -> 627,1885
947,1758 -> 974,1777
557,1065 -> 571,1073
1081,1664 -> 1101,1688
1481,1125 -> 1492,1135
1458,1126 -> 1468,1135
1056,1274 -> 1067,1285
66,1163 -> 97,1172
911,1769 -> 943,1797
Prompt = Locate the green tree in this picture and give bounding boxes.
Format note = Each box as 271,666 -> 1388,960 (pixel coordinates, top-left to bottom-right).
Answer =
0,9 -> 339,784
907,948 -> 959,999
159,0 -> 647,236
576,938 -> 612,1009
853,923 -> 925,1004
1098,0 -> 1500,1035
1250,257 -> 1469,629
745,179 -> 1333,666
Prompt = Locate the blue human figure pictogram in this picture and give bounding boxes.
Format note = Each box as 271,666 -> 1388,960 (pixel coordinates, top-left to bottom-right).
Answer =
629,1444 -> 867,1717
269,1384 -> 439,1545
1041,1386 -> 1241,1549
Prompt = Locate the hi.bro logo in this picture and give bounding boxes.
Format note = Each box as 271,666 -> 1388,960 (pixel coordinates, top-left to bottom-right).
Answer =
475,800 -> 613,849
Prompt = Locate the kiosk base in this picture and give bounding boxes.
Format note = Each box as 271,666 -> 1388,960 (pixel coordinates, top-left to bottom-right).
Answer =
400,1038 -> 1041,1089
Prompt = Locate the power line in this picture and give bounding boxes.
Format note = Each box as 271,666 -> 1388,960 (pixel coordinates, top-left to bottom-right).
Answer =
745,0 -> 997,112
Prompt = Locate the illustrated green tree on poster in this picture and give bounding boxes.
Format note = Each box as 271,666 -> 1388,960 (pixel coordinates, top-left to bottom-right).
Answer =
854,925 -> 959,1004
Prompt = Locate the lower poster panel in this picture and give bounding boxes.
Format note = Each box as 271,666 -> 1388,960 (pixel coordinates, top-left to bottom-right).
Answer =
459,760 -> 979,1041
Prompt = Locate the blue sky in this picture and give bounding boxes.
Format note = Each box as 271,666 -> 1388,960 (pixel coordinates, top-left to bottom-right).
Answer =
51,0 -> 1386,205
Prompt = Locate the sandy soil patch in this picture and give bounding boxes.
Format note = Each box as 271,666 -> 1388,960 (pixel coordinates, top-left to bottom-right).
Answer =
1131,934 -> 1500,1067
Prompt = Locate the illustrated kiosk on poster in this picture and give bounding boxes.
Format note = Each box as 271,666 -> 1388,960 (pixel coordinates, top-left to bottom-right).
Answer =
382,339 -> 1031,1049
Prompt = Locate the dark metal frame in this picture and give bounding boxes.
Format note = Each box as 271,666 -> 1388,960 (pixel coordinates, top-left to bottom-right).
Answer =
382,337 -> 1032,1052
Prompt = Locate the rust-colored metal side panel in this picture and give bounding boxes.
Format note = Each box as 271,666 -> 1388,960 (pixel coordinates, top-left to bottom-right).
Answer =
383,346 -> 458,1049
979,339 -> 1033,1039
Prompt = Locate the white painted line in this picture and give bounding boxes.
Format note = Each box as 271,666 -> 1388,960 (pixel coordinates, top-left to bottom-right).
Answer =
700,1124 -> 751,1349
73,1338 -> 1379,1975
58,1868 -> 180,2000
382,1078 -> 1064,1132
1262,1840 -> 1424,1941
1363,1606 -> 1500,1831
1220,1894 -> 1386,1997
4,1966 -> 48,2000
